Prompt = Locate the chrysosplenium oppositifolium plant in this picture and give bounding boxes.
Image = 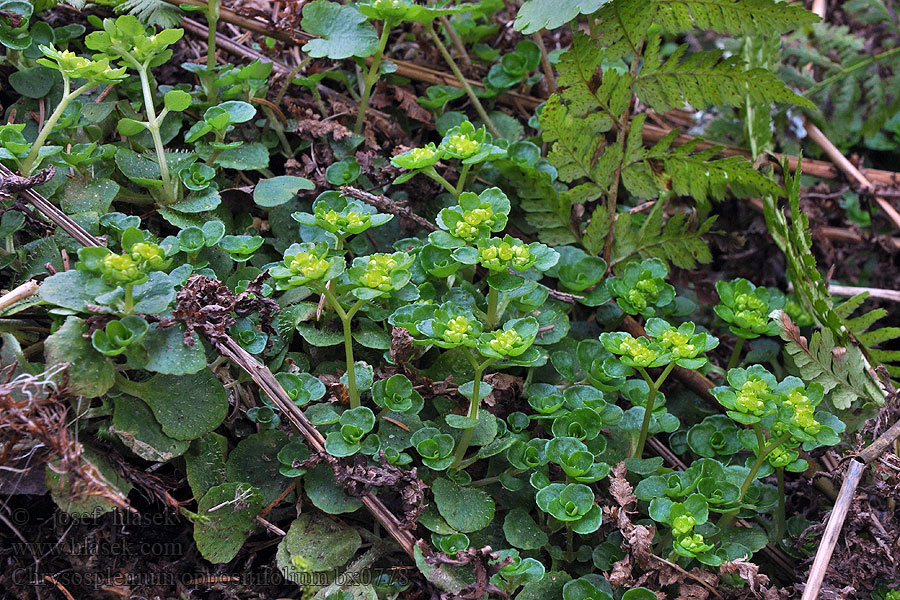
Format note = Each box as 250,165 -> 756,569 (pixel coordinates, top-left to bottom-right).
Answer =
2,0 -> 887,597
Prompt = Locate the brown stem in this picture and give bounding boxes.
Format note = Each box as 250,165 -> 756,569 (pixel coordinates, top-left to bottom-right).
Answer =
602,41 -> 644,267
340,186 -> 438,231
532,32 -> 557,94
439,16 -> 471,68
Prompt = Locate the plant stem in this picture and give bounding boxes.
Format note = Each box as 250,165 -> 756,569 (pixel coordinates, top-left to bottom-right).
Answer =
455,162 -> 471,196
135,65 -> 177,203
123,284 -> 135,315
439,16 -> 471,68
727,336 -> 746,371
601,40 -> 644,268
424,166 -> 459,197
322,286 -> 365,409
566,526 -> 574,562
532,32 -> 557,94
355,21 -> 392,134
486,286 -> 499,329
274,55 -> 312,107
451,352 -> 494,468
632,363 -> 674,458
22,80 -> 92,175
806,46 -> 900,96
426,23 -> 500,139
717,429 -> 793,530
204,0 -> 221,102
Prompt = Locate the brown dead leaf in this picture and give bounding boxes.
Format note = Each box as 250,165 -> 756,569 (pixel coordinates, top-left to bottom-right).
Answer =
319,374 -> 349,405
288,106 -> 351,140
721,559 -> 770,595
391,84 -> 433,123
610,461 -> 637,508
483,372 -> 522,408
676,584 -> 710,600
390,326 -> 415,366
609,555 -> 633,587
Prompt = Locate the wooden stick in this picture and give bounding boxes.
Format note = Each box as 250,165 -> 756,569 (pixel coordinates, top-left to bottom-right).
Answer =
216,336 -> 418,559
805,122 -> 900,233
0,280 -> 39,313
826,284 -> 900,303
0,164 -> 102,248
800,411 -> 900,600
799,459 -> 865,600
340,186 -> 437,232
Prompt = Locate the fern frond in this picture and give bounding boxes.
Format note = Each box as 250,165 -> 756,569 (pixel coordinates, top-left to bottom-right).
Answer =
583,205 -> 612,256
117,0 -> 184,28
764,160 -> 889,406
591,0 -> 659,60
774,311 -> 883,410
636,41 -> 813,112
623,117 -> 784,209
611,201 -> 715,270
655,0 -> 819,36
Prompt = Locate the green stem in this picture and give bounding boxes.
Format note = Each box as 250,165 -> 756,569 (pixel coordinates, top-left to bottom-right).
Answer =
424,167 -> 459,197
274,56 -> 311,107
355,21 -> 393,134
455,162 -> 471,196
451,352 -> 494,468
807,46 -> 900,96
123,284 -> 135,316
22,80 -> 92,175
775,466 -> 786,541
321,285 -> 364,408
439,15 -> 471,68
632,363 -> 674,458
426,23 -> 500,139
566,526 -> 574,563
135,64 -> 177,203
727,336 -> 746,371
204,0 -> 221,102
486,286 -> 499,329
717,429 -> 793,529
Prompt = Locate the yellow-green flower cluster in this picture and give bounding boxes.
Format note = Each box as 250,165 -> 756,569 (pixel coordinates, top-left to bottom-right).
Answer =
442,315 -> 473,345
101,253 -> 144,284
626,278 -> 660,313
322,209 -> 368,232
672,514 -> 696,536
129,242 -> 169,271
783,387 -> 820,435
360,254 -> 399,292
37,46 -> 127,84
733,377 -> 772,417
443,132 -> 480,158
676,533 -> 713,554
269,242 -> 339,290
479,240 -> 531,271
766,445 -> 797,468
454,206 -> 495,241
618,336 -> 658,366
657,328 -> 696,359
289,250 -> 330,280
488,328 -> 523,356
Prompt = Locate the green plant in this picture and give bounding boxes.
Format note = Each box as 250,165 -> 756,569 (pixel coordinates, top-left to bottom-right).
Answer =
7,1 -> 885,596
85,15 -> 186,203
715,278 -> 785,370
391,121 -> 506,197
